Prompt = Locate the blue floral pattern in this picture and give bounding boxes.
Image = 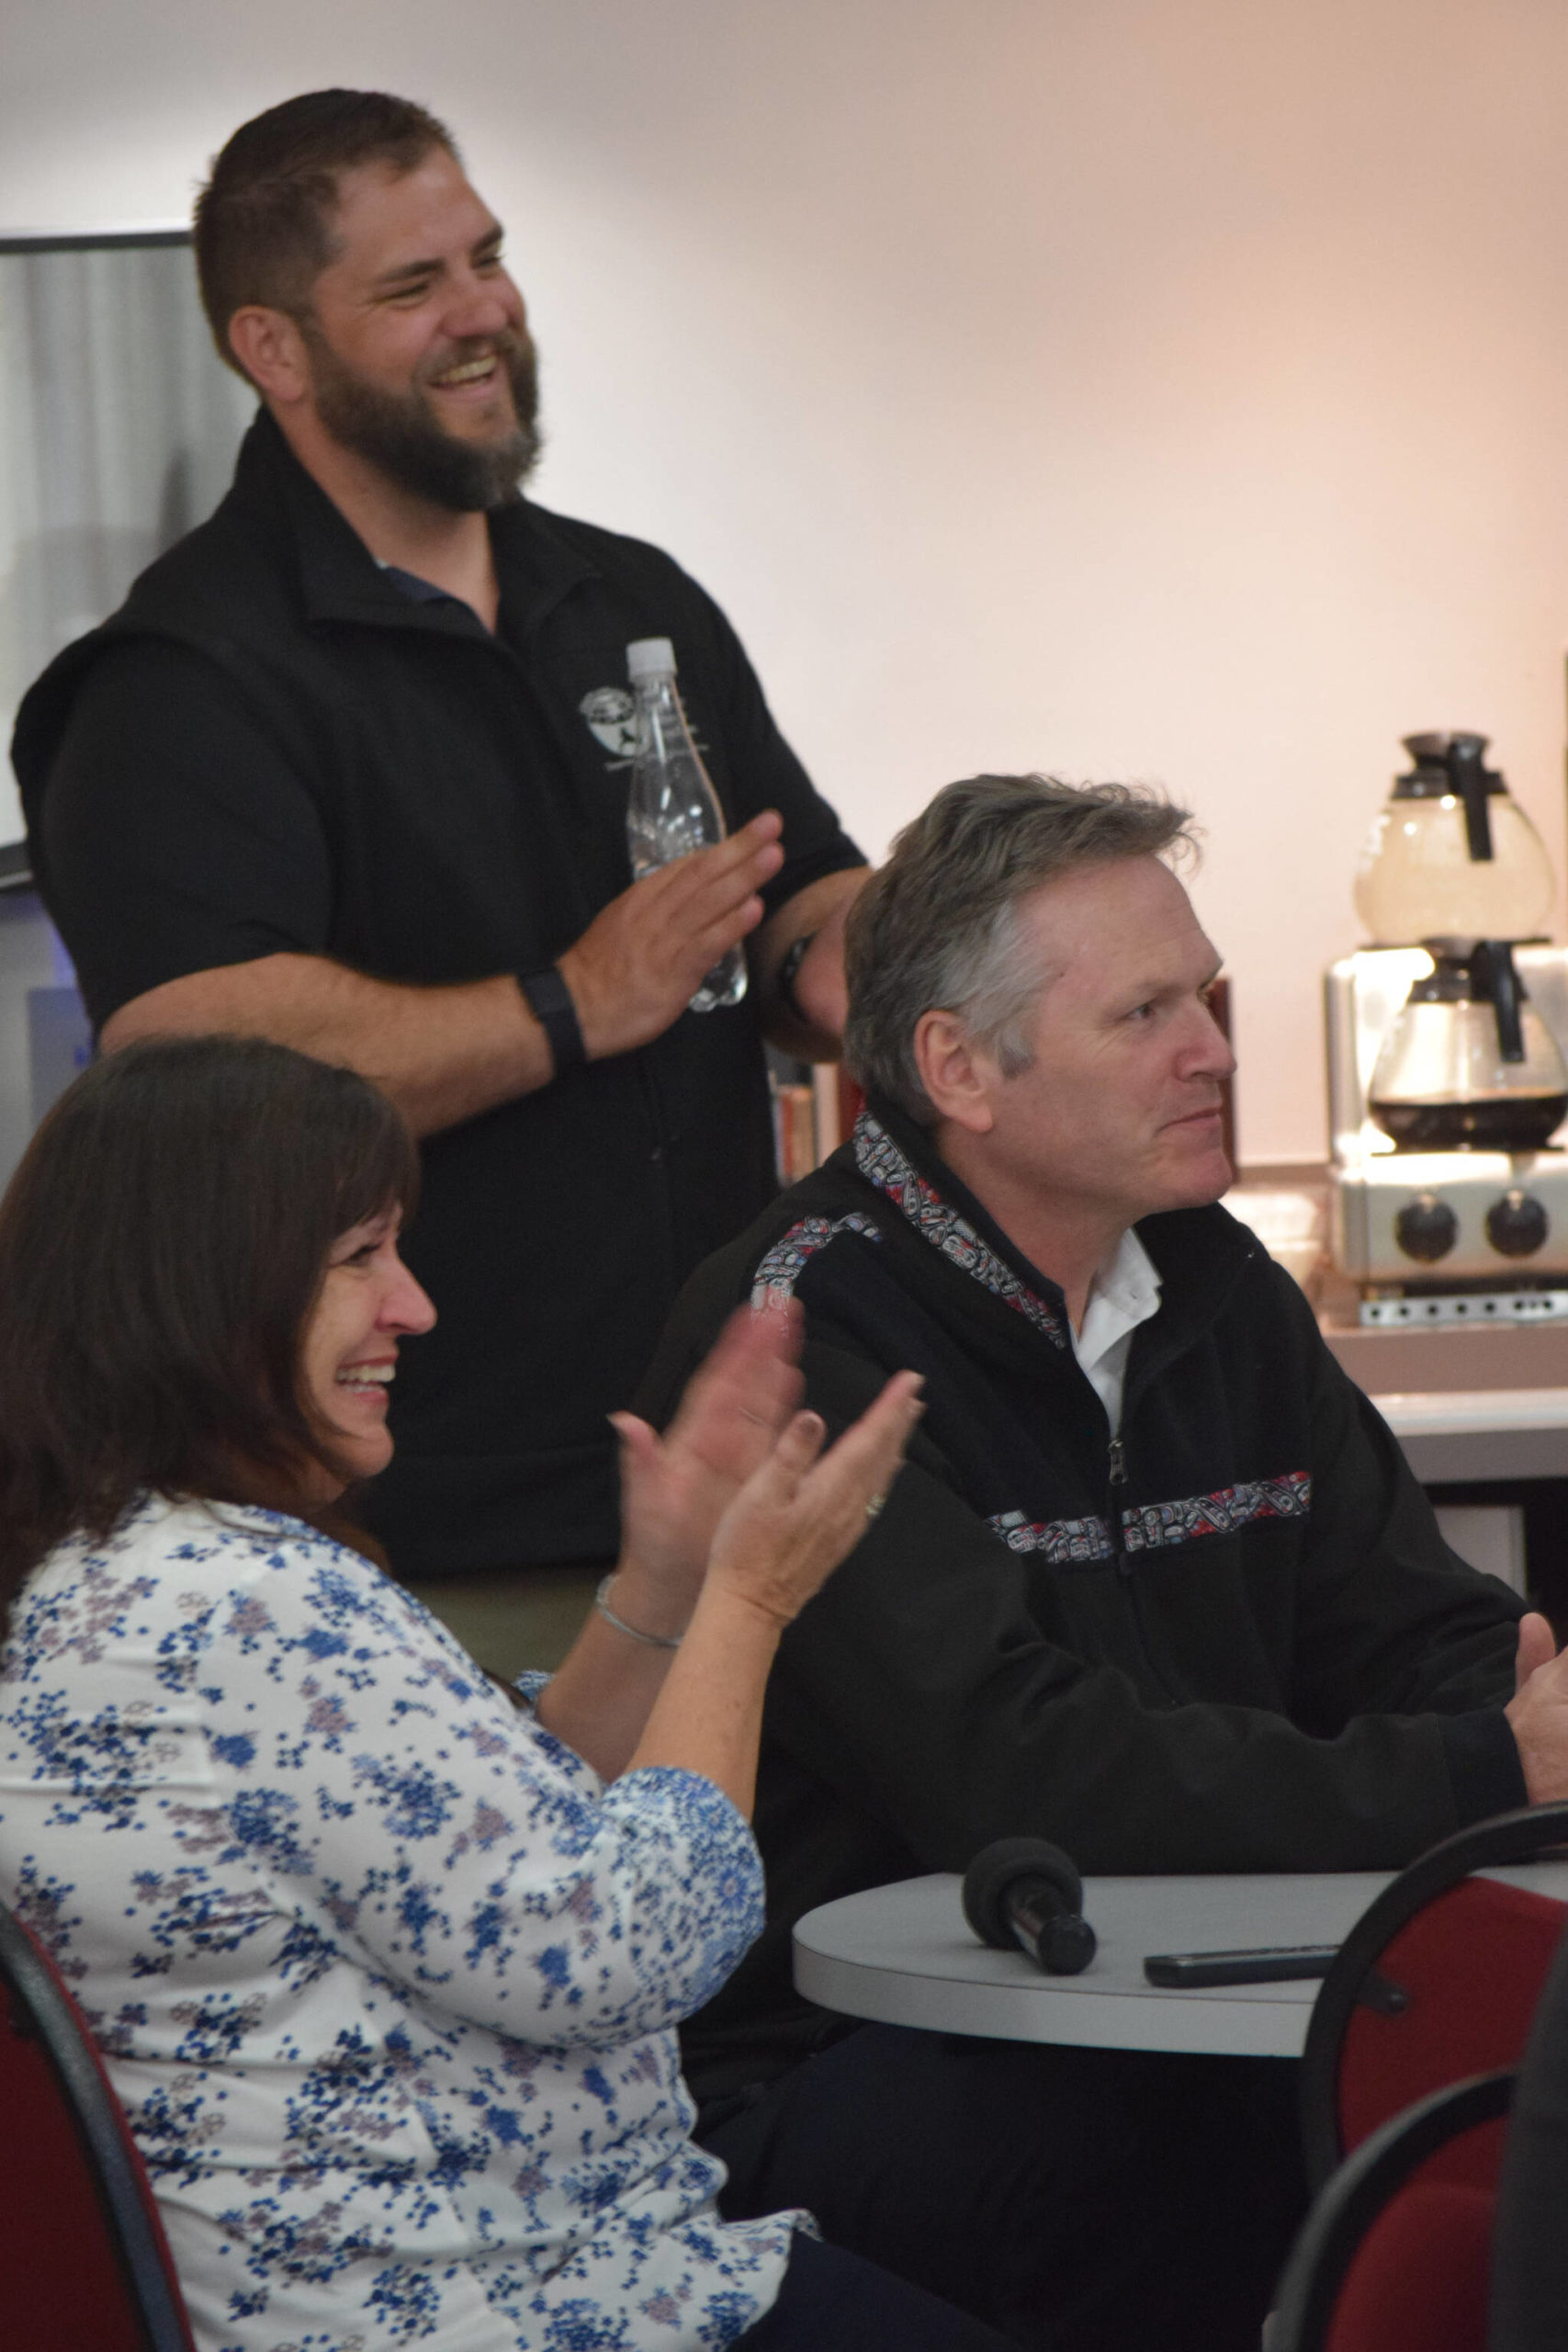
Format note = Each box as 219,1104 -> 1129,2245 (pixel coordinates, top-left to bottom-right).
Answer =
0,1497 -> 805,2350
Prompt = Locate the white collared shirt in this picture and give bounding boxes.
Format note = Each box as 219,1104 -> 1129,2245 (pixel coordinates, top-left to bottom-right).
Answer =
1070,1226 -> 1163,1435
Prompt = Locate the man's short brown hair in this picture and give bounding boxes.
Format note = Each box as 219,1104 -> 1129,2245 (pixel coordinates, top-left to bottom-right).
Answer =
844,773 -> 1196,1125
193,88 -> 458,376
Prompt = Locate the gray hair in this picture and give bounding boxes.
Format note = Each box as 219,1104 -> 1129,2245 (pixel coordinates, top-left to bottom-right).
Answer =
843,774 -> 1196,1125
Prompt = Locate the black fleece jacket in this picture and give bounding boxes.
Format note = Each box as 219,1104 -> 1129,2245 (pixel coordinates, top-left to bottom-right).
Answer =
638,1101 -> 1529,2098
12,413 -> 858,1575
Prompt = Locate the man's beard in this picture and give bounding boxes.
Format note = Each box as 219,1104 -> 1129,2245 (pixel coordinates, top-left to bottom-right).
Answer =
300,321 -> 544,512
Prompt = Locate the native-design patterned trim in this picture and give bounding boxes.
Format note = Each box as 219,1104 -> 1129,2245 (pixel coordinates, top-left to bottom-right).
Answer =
852,1114 -> 1067,1348
988,1509 -> 1114,1564
987,1472 -> 1310,1564
750,1213 -> 882,1309
1121,1472 -> 1312,1553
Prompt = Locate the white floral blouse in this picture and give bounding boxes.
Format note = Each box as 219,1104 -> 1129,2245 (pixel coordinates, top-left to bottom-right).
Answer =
0,1495 -> 804,2352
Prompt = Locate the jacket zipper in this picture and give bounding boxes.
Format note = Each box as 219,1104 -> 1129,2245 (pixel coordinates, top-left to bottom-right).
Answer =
1108,1436 -> 1128,1574
1107,1430 -> 1179,1702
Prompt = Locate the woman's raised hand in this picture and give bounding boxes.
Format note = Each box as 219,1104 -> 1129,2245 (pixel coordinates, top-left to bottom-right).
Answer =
704,1370 -> 924,1632
608,1305 -> 807,1635
604,1342 -> 922,1808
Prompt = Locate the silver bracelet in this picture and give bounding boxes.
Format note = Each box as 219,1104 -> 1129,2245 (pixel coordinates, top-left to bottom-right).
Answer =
595,1571 -> 683,1649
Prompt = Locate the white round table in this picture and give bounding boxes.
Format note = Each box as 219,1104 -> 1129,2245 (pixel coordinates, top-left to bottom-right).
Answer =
793,1863 -> 1568,2057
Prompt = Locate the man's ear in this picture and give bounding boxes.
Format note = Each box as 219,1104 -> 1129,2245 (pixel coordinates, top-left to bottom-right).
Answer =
913,1009 -> 997,1135
226,306 -> 313,406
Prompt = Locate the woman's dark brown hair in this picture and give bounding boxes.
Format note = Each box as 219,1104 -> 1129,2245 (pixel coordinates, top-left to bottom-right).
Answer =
0,1035 -> 419,1619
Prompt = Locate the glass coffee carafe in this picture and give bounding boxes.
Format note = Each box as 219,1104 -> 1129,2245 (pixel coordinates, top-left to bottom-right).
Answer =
1367,939 -> 1568,1150
1355,733 -> 1567,1152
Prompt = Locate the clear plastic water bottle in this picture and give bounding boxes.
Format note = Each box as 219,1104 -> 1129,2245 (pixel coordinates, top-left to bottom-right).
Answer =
626,636 -> 747,1012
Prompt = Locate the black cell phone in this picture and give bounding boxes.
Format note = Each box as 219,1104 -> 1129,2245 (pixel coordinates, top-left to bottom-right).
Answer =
1143,1944 -> 1339,1987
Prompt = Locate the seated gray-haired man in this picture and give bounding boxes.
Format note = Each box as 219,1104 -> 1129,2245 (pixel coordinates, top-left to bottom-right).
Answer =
641,773 -> 1562,2352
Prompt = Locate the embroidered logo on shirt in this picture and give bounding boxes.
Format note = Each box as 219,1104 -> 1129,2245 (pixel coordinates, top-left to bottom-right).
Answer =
579,685 -> 641,759
852,1114 -> 1067,1348
989,1472 -> 1311,1563
751,1214 -> 882,1309
579,677 -> 713,769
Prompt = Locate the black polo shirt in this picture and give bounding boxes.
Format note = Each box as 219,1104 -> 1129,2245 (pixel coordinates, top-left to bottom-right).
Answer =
13,412 -> 862,1574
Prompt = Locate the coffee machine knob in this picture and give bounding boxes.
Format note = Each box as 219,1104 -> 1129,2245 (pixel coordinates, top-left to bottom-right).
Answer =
1394,1193 -> 1459,1262
1485,1189 -> 1550,1258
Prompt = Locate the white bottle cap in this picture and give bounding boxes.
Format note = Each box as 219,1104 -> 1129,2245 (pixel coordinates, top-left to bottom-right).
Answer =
626,636 -> 677,682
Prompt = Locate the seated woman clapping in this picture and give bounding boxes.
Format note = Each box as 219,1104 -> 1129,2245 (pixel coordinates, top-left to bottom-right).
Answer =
0,1038 -> 1003,2352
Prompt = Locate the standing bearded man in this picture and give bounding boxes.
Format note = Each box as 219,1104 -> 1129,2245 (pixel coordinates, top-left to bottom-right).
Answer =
12,91 -> 867,1666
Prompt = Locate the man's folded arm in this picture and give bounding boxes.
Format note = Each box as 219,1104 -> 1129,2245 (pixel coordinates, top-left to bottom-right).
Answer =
102,954 -> 561,1136
1288,1340 -> 1526,1724
42,641 -> 798,1134
683,564 -> 868,1057
766,1435 -> 1528,1880
39,647 -> 558,1131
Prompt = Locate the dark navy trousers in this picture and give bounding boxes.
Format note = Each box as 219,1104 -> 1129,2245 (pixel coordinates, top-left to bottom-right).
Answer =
709,2023 -> 1307,2352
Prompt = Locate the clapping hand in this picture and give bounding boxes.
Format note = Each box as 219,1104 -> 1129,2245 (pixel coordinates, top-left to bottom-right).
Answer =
593,1316 -> 921,1804
704,1368 -> 924,1632
608,1305 -> 807,1639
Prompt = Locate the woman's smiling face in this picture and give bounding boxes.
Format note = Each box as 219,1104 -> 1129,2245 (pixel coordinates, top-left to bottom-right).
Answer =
298,1205 -> 435,1494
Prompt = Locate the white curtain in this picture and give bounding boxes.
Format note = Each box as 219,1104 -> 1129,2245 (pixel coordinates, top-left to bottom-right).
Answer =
0,235 -> 254,848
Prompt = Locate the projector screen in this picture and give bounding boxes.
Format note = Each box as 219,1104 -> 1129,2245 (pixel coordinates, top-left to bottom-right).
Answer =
0,229 -> 253,865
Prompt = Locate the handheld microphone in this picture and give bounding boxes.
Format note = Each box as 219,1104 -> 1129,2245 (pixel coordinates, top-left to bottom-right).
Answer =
962,1837 -> 1098,1976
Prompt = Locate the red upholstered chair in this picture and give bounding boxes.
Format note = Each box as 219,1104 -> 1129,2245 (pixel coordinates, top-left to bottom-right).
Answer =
0,1900 -> 195,2352
1299,1803 -> 1568,2191
1269,2068 -> 1513,2352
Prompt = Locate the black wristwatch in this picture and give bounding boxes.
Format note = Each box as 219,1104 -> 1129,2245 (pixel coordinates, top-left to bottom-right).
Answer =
777,931 -> 818,1023
518,966 -> 587,1077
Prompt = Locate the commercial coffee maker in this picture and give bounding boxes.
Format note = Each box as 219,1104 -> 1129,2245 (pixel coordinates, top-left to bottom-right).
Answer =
1327,732 -> 1568,1324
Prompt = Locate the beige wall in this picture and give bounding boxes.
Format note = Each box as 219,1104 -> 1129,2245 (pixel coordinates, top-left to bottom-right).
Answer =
6,0 -> 1568,1162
